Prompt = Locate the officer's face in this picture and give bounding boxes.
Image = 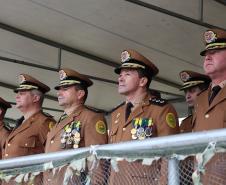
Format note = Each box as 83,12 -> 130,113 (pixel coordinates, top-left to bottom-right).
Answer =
57,85 -> 80,107
204,49 -> 226,79
15,90 -> 34,110
118,68 -> 141,95
184,86 -> 202,108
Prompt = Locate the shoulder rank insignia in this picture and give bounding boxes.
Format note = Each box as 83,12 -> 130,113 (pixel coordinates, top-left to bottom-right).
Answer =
43,112 -> 54,118
150,98 -> 167,106
110,102 -> 125,112
4,121 -> 16,131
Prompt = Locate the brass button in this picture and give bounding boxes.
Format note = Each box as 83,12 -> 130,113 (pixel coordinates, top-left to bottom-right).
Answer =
47,179 -> 51,182
205,114 -> 209,118
25,143 -> 28,146
7,143 -> 11,147
5,153 -> 8,157
122,128 -> 126,131
50,140 -> 54,144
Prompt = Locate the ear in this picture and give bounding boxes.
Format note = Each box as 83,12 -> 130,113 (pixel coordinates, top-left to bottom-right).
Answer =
139,77 -> 148,87
77,90 -> 85,101
33,94 -> 40,103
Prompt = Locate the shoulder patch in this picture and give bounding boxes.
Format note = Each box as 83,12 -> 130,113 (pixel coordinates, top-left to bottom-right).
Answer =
85,105 -> 104,113
166,113 -> 177,128
4,121 -> 16,131
150,98 -> 167,106
110,102 -> 125,113
95,120 -> 107,134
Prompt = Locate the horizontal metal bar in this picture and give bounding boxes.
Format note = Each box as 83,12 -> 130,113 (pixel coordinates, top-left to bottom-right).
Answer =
0,129 -> 226,170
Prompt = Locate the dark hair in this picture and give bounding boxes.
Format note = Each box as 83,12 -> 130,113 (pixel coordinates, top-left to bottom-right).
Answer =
74,84 -> 88,102
136,68 -> 152,89
198,83 -> 209,91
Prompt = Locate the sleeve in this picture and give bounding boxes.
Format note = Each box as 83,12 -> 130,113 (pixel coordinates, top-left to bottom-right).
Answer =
156,104 -> 180,136
84,113 -> 108,147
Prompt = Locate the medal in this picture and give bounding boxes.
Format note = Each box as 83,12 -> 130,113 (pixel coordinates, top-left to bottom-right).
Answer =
74,132 -> 80,138
73,144 -> 79,149
145,127 -> 152,137
131,128 -> 137,135
132,134 -> 137,140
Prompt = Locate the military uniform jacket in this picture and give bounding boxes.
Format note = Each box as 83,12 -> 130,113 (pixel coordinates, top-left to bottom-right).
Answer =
192,85 -> 226,131
108,95 -> 179,185
2,111 -> 56,159
45,105 -> 107,152
109,95 -> 179,143
180,115 -> 193,133
0,121 -> 10,159
44,105 -> 108,185
192,85 -> 226,184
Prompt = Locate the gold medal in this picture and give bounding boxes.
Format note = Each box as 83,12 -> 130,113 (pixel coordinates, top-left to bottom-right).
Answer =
131,128 -> 137,135
74,137 -> 81,142
139,135 -> 145,140
74,132 -> 80,138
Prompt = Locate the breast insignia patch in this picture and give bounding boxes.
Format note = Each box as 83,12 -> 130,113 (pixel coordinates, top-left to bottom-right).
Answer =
96,120 -> 107,134
166,113 -> 176,128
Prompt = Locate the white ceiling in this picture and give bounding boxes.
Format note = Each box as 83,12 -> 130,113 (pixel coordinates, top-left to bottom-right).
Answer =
0,0 -> 225,120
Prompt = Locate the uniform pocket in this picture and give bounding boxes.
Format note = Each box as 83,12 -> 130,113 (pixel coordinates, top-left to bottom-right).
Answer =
19,137 -> 36,148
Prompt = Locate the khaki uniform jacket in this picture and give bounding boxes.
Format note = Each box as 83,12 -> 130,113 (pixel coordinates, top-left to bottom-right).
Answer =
109,95 -> 179,185
180,115 -> 193,133
2,111 -> 56,159
1,111 -> 56,185
192,85 -> 226,184
44,105 -> 108,185
0,121 -> 10,159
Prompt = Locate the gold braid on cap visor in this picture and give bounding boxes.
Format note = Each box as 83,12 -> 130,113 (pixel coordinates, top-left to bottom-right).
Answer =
183,80 -> 205,87
206,42 -> 226,49
18,84 -> 38,90
60,80 -> 81,85
121,63 -> 145,69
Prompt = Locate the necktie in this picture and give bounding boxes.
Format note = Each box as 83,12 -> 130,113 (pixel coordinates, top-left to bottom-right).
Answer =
125,102 -> 133,121
208,85 -> 221,104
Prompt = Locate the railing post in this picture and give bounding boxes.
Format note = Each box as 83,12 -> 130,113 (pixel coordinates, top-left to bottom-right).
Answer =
168,157 -> 179,185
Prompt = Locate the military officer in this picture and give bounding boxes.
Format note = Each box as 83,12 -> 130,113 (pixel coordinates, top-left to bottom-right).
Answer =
179,70 -> 210,133
192,29 -> 226,184
0,97 -> 12,159
44,68 -> 108,185
1,74 -> 56,185
108,49 -> 179,185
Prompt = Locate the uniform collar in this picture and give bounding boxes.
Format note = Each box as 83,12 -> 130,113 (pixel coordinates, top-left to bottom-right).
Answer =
211,80 -> 226,89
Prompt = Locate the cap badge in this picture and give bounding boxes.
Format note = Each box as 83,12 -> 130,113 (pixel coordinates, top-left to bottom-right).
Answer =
19,75 -> 26,84
204,30 -> 217,44
121,50 -> 131,63
59,70 -> 67,80
180,72 -> 190,82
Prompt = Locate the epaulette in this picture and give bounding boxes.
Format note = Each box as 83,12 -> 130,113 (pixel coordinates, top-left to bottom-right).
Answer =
85,105 -> 104,113
150,98 -> 167,106
43,112 -> 54,118
4,121 -> 16,131
110,102 -> 125,113
197,88 -> 207,96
